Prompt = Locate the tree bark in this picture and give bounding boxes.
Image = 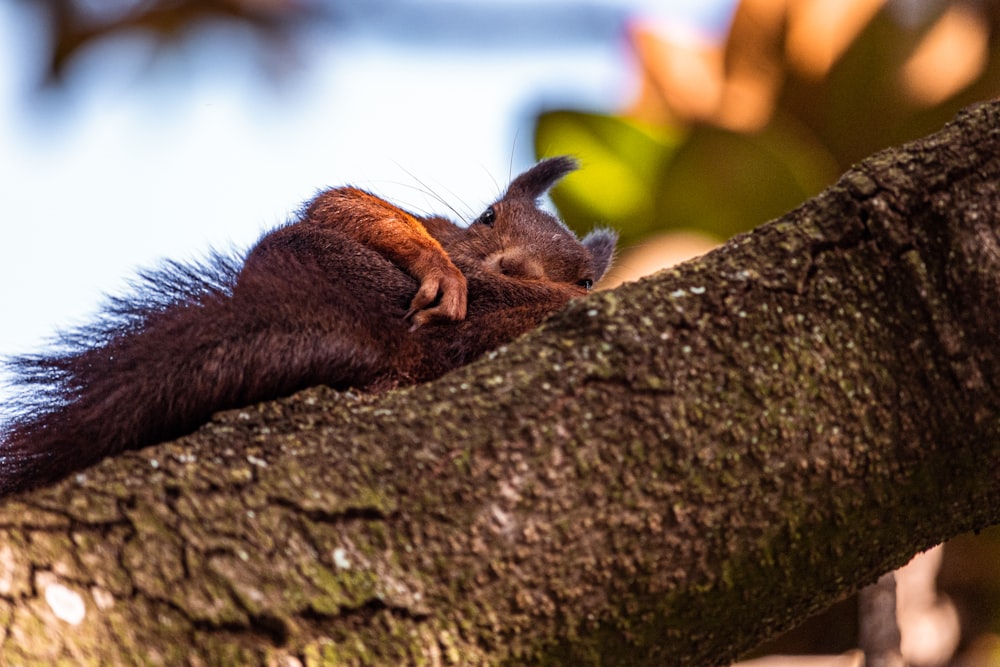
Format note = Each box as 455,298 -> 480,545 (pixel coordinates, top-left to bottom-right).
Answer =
2,101 -> 1000,666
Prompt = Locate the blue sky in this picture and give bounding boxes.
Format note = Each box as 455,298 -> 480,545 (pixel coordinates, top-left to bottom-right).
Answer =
0,0 -> 734,399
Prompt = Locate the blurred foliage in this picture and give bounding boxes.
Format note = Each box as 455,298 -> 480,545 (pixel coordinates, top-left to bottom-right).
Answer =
21,0 -> 321,83
940,526 -> 1000,663
535,0 -> 1000,250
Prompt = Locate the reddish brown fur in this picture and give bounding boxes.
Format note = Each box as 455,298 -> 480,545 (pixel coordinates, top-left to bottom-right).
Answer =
0,157 -> 616,495
297,187 -> 467,325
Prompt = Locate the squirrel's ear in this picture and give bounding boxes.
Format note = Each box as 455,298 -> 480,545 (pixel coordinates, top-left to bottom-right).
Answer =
582,228 -> 618,282
505,156 -> 578,201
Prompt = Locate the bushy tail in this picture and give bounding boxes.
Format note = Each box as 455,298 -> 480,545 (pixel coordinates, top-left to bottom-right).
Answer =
0,253 -> 245,494
0,249 -> 390,496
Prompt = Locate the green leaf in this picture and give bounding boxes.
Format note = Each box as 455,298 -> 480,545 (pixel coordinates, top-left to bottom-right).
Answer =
534,109 -> 838,247
534,110 -> 682,248
655,117 -> 839,240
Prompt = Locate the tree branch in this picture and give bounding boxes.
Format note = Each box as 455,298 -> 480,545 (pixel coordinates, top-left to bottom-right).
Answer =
2,101 -> 1000,665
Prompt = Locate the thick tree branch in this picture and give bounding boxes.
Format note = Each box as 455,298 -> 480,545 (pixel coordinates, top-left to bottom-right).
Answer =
2,101 -> 1000,665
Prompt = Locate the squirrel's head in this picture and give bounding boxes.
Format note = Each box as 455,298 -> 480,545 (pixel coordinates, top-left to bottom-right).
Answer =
457,156 -> 617,292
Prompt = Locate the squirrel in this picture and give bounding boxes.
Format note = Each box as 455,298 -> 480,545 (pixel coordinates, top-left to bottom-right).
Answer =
0,156 -> 616,495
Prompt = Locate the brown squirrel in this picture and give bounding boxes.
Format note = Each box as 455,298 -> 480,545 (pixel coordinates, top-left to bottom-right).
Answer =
0,156 -> 616,495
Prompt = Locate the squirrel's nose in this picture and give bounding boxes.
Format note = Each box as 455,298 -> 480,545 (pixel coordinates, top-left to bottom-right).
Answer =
489,250 -> 545,280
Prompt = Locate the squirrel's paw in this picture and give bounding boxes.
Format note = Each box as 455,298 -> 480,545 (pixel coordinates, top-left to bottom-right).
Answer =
405,265 -> 467,329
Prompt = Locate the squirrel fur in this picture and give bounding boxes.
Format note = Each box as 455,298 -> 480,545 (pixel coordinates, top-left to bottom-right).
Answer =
1,156 -> 616,495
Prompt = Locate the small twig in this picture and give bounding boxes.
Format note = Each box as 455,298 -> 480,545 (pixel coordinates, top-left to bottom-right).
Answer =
858,572 -> 907,667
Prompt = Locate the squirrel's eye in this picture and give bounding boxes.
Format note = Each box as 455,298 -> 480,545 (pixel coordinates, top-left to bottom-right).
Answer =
476,207 -> 496,227
577,278 -> 594,290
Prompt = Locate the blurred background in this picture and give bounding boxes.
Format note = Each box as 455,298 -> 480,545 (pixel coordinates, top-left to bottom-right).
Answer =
2,0 -> 1000,664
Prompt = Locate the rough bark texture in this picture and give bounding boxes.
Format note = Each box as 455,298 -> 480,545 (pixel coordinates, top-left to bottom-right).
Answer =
1,101 -> 1000,666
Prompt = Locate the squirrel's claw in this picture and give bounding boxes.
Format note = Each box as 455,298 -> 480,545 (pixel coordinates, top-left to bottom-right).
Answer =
405,266 -> 468,329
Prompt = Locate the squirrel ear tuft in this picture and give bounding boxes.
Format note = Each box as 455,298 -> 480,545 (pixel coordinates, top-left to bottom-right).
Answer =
582,228 -> 618,282
504,156 -> 578,201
